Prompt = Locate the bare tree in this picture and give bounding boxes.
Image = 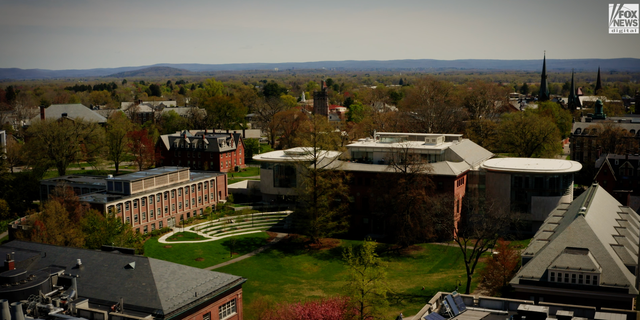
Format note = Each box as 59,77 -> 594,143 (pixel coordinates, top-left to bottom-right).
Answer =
454,195 -> 514,294
401,76 -> 466,133
254,97 -> 289,148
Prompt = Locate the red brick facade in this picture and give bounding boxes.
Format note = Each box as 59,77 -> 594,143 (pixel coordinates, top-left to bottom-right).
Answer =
157,131 -> 246,173
179,286 -> 243,320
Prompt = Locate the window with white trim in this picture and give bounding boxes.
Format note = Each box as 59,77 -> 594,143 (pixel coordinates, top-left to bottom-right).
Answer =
203,312 -> 211,320
218,299 -> 236,320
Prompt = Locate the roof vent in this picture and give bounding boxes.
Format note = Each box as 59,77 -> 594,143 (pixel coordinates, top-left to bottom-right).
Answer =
125,262 -> 136,270
578,207 -> 587,216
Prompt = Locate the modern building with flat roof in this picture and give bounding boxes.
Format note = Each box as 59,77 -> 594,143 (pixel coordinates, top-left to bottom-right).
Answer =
481,158 -> 582,233
39,175 -> 107,201
79,167 -> 227,233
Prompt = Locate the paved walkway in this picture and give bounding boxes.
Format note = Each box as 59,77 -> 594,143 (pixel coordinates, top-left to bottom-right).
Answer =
205,232 -> 287,270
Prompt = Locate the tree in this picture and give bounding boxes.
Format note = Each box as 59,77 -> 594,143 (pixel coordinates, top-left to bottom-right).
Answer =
25,118 -> 105,176
106,112 -> 133,173
260,297 -> 353,320
519,82 -> 529,95
465,119 -> 499,152
202,95 -> 247,130
454,196 -> 513,294
347,102 -> 366,124
4,136 -> 23,173
592,121 -> 639,154
255,97 -> 290,148
149,84 -> 162,97
343,239 -> 388,320
400,76 -> 466,133
263,82 -> 287,98
82,210 -> 144,252
463,80 -> 509,120
498,111 -> 561,158
294,116 -> 349,243
160,110 -> 189,134
127,129 -> 156,171
274,108 -> 308,149
5,86 -> 16,104
536,101 -> 572,138
479,238 -> 520,296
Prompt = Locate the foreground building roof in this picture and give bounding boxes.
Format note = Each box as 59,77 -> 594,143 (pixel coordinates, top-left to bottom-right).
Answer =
510,183 -> 640,308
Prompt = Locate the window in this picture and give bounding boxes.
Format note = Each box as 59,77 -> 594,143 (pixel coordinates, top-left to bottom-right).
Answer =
172,204 -> 176,212
157,208 -> 162,217
149,195 -> 154,204
179,202 -> 182,210
142,211 -> 147,220
557,273 -> 562,282
171,190 -> 175,198
198,196 -> 202,204
210,193 -> 214,202
178,188 -> 182,196
143,226 -> 148,234
133,200 -> 138,209
192,197 -> 196,206
126,216 -> 130,224
592,275 -> 598,285
204,195 -> 208,202
191,185 -> 195,193
198,184 -> 202,191
578,274 -> 583,284
571,274 -> 576,284
141,198 -> 146,206
204,181 -> 208,189
219,299 -> 236,320
550,272 -> 555,282
159,221 -> 163,228
586,275 -> 591,285
165,206 -> 168,214
164,192 -> 168,201
151,223 -> 156,231
185,187 -> 189,195
203,312 -> 211,320
157,194 -> 161,202
186,199 -> 189,207
125,203 -> 130,211
564,273 -> 569,283
117,205 -> 122,213
134,214 -> 138,223
150,210 -> 154,218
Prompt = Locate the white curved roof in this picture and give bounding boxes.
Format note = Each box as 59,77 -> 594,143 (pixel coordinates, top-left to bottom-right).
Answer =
253,147 -> 342,163
482,157 -> 582,174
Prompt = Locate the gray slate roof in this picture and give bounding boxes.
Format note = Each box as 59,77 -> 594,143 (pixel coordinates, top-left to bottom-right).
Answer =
31,104 -> 107,123
510,184 -> 640,295
159,130 -> 243,153
1,241 -> 244,317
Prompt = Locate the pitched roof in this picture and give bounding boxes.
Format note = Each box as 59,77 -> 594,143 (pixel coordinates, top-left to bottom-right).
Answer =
159,130 -> 243,153
32,104 -> 107,123
1,241 -> 244,316
445,139 -> 494,169
511,184 -> 640,295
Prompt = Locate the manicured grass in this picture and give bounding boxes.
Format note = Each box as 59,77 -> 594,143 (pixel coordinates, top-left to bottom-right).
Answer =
216,238 -> 478,319
228,167 -> 260,178
144,232 -> 270,268
166,231 -> 207,242
509,238 -> 532,249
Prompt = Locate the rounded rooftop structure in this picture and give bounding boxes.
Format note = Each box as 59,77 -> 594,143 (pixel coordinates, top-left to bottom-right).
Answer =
482,158 -> 582,174
252,147 -> 341,163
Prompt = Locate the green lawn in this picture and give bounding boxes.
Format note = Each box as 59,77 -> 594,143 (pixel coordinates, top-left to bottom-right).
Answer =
166,231 -> 207,242
228,167 -> 260,178
144,232 -> 270,268
215,239 -> 477,319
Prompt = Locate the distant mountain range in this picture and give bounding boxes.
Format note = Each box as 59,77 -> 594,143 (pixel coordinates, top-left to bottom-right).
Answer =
2,58 -> 640,80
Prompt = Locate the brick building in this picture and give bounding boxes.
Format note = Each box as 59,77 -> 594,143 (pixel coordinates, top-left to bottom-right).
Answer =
0,240 -> 244,320
157,130 -> 246,173
79,167 -> 227,233
594,153 -> 640,211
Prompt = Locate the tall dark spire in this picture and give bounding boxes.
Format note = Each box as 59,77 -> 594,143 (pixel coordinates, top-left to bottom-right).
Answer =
595,67 -> 603,94
567,69 -> 581,112
539,52 -> 550,101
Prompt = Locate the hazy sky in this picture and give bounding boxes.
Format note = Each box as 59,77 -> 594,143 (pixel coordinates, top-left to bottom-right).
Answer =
0,0 -> 638,70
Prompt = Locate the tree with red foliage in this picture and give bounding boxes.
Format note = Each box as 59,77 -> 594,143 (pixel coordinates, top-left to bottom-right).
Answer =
260,296 -> 355,320
127,129 -> 156,171
479,238 -> 521,296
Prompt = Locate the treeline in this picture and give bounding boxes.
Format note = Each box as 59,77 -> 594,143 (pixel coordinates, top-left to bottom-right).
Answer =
64,82 -> 118,93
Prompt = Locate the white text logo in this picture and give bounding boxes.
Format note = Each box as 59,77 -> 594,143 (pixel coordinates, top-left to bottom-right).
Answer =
609,4 -> 639,34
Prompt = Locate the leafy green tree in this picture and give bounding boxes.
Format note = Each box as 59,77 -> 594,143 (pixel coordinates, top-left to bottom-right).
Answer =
536,101 -> 573,138
294,116 -> 349,243
263,82 -> 287,98
25,118 -> 106,176
106,112 -> 133,173
202,95 -> 247,130
160,110 -> 189,134
498,111 -> 561,158
343,239 -> 388,320
279,94 -> 298,108
122,79 -> 127,85
465,119 -> 499,152
82,210 -> 144,252
325,78 -> 335,88
347,102 -> 366,124
519,82 -> 529,95
463,80 -> 509,120
149,84 -> 162,97
5,86 -> 16,104
243,138 -> 261,159
17,198 -> 85,248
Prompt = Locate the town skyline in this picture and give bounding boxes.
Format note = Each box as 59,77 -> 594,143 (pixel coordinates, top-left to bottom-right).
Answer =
1,0 -> 638,70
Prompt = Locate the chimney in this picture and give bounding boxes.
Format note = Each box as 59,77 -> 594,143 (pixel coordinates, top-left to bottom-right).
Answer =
40,106 -> 46,120
10,303 -> 24,320
0,299 -> 10,320
3,253 -> 14,271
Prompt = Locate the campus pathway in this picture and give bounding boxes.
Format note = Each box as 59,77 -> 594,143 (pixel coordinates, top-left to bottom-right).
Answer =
205,232 -> 287,270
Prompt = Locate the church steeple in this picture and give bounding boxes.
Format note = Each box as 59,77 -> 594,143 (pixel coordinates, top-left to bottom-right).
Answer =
595,67 -> 603,94
567,69 -> 581,112
539,52 -> 550,101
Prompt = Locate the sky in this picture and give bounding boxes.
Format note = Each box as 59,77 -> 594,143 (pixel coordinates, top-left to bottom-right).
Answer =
0,0 -> 638,70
